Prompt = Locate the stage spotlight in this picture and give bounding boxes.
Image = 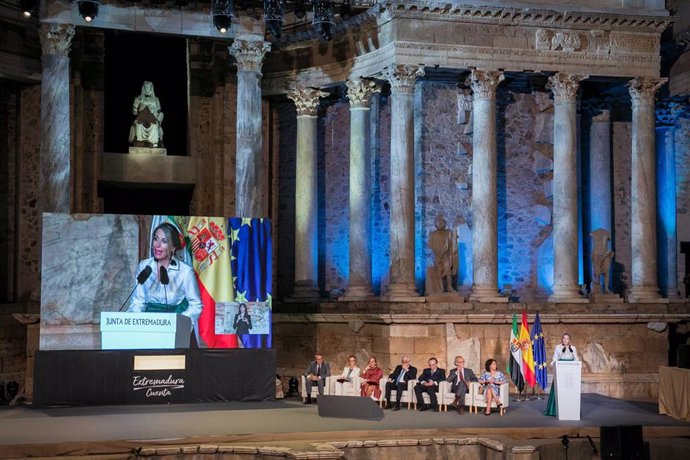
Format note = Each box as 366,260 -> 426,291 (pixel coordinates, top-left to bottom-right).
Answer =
313,0 -> 334,41
294,0 -> 306,19
264,0 -> 284,38
212,0 -> 234,33
77,1 -> 100,23
340,0 -> 352,21
19,0 -> 38,18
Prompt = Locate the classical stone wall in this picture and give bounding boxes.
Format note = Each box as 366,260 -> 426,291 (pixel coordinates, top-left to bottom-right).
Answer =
612,122 -> 633,295
0,314 -> 26,390
274,315 -> 667,400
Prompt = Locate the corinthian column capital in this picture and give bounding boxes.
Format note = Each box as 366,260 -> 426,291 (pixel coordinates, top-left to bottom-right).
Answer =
629,77 -> 666,107
287,86 -> 328,116
382,65 -> 425,95
469,70 -> 505,99
346,78 -> 381,109
547,73 -> 588,103
39,23 -> 75,56
229,39 -> 271,73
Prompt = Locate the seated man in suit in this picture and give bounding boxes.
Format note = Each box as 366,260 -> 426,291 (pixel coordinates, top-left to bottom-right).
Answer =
414,357 -> 446,411
303,353 -> 330,404
446,354 -> 478,414
384,355 -> 417,411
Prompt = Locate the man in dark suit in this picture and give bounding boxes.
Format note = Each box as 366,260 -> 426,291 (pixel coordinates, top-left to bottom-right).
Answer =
414,357 -> 446,411
446,355 -> 478,414
303,353 -> 330,404
384,355 -> 417,411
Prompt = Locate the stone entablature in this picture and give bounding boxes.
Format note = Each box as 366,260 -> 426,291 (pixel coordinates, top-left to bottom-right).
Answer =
263,3 -> 671,95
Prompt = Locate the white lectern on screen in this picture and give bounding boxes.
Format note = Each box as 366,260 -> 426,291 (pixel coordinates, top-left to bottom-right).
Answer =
100,312 -> 191,349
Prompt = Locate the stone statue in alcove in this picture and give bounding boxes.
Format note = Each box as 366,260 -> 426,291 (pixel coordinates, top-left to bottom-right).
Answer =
590,228 -> 614,295
426,215 -> 458,295
129,81 -> 164,148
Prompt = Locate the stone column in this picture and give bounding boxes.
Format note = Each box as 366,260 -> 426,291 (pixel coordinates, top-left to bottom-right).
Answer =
468,69 -> 507,303
287,86 -> 327,300
342,78 -> 381,300
655,103 -> 682,300
382,64 -> 425,301
588,109 -> 612,239
39,23 -> 75,214
628,78 -> 667,303
229,39 -> 271,218
547,73 -> 589,303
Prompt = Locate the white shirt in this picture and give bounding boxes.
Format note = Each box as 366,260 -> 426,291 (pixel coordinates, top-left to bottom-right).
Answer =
128,257 -> 202,324
340,366 -> 361,380
551,344 -> 578,365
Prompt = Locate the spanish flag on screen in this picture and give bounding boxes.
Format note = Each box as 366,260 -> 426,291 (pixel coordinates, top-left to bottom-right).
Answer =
187,216 -> 239,348
519,310 -> 537,386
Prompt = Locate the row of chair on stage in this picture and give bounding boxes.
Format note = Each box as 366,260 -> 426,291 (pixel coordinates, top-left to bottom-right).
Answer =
300,375 -> 509,415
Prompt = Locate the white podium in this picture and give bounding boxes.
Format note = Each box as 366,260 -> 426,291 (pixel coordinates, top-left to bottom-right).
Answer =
100,312 -> 191,350
554,361 -> 582,420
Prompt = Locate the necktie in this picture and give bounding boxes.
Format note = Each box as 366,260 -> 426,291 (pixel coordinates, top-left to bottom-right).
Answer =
316,364 -> 321,376
459,369 -> 465,384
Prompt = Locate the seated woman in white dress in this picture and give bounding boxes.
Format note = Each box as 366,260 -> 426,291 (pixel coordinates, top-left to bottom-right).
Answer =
334,355 -> 361,396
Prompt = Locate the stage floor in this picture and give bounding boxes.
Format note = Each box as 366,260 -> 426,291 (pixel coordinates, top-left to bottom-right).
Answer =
1,394 -> 689,458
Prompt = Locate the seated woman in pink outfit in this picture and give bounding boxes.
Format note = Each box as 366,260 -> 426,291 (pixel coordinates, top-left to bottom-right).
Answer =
360,357 -> 383,400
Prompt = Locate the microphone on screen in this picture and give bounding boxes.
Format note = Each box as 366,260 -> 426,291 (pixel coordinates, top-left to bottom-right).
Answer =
119,266 -> 153,312
160,266 -> 169,306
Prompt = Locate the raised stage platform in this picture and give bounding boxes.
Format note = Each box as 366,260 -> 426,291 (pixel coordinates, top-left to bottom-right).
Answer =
1,394 -> 689,459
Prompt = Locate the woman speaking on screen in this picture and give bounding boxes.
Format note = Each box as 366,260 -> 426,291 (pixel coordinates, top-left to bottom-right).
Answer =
128,222 -> 202,328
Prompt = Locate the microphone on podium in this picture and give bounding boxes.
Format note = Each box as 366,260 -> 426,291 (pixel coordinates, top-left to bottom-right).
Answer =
119,266 -> 153,312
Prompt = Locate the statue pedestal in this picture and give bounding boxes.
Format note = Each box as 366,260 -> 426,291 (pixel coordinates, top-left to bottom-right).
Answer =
589,292 -> 624,303
425,292 -> 465,303
129,147 -> 167,155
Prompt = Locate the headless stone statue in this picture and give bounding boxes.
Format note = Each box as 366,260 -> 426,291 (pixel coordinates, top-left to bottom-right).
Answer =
426,215 -> 458,294
129,81 -> 164,148
590,228 -> 614,295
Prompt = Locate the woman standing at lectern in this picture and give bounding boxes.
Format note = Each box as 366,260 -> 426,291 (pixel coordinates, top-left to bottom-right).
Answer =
545,332 -> 579,416
128,222 -> 202,329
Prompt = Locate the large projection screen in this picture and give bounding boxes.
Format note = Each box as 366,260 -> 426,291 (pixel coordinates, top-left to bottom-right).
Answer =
39,213 -> 272,351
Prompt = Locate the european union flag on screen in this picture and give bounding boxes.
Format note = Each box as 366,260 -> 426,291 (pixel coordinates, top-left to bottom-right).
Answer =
229,218 -> 272,349
531,311 -> 548,390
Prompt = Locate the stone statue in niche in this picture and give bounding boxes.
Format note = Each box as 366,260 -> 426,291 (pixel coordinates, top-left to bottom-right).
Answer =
426,215 -> 458,295
590,228 -> 614,295
129,81 -> 164,148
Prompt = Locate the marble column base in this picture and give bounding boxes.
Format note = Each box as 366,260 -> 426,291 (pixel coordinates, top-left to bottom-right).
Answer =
628,287 -> 668,304
340,285 -> 376,301
548,286 -> 589,303
589,292 -> 624,303
386,283 -> 425,302
289,280 -> 321,301
470,285 -> 508,303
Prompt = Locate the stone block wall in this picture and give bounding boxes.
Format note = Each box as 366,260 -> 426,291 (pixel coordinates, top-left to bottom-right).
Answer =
273,315 -> 668,401
676,118 -> 690,296
0,313 -> 27,394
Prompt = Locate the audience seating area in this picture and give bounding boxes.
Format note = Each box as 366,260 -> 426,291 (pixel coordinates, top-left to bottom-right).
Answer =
300,375 -> 509,415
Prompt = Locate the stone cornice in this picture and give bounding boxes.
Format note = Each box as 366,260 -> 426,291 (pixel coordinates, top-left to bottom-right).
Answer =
377,1 -> 672,33
272,312 -> 690,324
